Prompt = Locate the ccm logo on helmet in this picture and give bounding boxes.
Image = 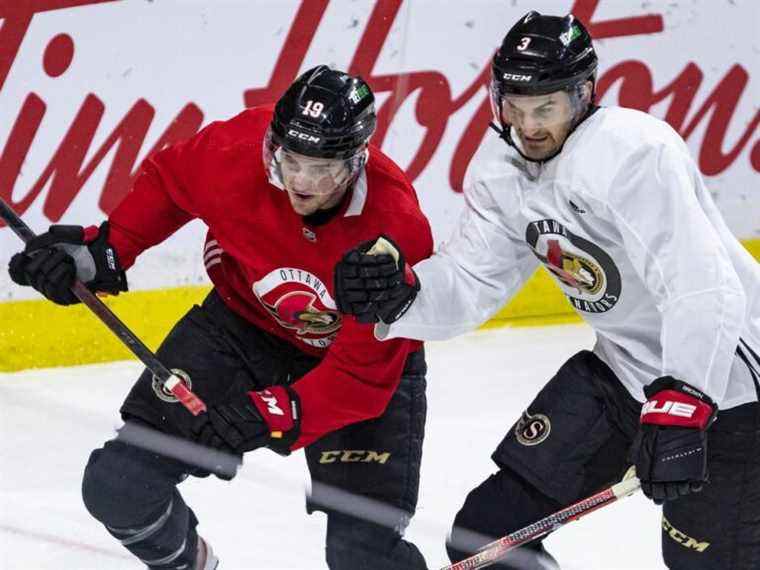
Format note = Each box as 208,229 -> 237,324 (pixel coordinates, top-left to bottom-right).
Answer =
641,400 -> 697,419
287,129 -> 321,143
502,73 -> 533,82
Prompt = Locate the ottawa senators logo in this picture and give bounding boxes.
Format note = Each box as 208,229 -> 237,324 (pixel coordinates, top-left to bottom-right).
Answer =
526,219 -> 622,313
253,267 -> 341,348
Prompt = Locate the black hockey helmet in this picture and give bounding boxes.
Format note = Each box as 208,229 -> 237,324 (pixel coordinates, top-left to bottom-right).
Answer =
269,65 -> 377,160
491,11 -> 597,98
489,12 -> 598,163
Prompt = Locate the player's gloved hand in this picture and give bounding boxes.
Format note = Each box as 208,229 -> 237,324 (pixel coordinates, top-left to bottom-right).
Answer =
630,376 -> 717,504
192,385 -> 301,456
8,222 -> 128,305
334,235 -> 419,324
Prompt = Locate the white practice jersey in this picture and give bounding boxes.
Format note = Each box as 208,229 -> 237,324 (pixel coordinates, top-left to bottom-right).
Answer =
379,106 -> 760,409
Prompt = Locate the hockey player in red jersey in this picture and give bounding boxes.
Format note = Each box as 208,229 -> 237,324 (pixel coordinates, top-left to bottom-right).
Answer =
8,66 -> 432,569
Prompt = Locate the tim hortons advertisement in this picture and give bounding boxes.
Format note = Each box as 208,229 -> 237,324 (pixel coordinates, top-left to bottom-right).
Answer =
0,0 -> 758,300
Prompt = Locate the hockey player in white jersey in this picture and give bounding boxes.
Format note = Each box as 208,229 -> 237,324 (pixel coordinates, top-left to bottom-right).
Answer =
334,11 -> 760,570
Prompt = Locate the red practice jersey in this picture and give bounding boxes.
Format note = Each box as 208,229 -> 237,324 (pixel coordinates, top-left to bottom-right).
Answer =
107,106 -> 434,449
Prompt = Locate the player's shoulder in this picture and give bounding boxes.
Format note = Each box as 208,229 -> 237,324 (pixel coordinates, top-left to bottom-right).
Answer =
575,106 -> 686,159
468,129 -> 518,178
363,145 -> 426,220
462,130 -> 524,209
560,107 -> 690,200
360,145 -> 432,259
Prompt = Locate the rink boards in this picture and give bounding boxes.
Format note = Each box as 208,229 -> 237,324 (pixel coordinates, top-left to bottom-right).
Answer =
2,239 -> 758,372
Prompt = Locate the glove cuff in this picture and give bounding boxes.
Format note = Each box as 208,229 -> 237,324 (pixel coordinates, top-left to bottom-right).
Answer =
641,376 -> 717,430
248,385 -> 301,455
87,222 -> 128,294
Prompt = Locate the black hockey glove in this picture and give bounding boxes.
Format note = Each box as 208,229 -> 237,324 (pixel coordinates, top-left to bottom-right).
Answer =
334,235 -> 419,324
8,222 -> 127,305
192,385 -> 301,456
629,377 -> 718,504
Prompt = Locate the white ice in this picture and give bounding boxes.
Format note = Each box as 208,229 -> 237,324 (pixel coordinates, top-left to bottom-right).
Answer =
0,323 -> 665,569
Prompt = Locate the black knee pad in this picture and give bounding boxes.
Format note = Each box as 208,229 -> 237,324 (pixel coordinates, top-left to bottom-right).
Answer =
325,512 -> 426,570
82,439 -> 200,568
447,469 -> 560,570
81,439 -> 186,528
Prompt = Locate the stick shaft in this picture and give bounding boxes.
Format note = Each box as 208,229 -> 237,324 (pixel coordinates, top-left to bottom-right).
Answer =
0,198 -> 206,415
441,476 -> 641,570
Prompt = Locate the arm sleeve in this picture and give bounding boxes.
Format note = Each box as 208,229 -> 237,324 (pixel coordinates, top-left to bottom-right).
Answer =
106,130 -> 211,268
290,319 -> 418,449
377,179 -> 539,341
609,142 -> 746,405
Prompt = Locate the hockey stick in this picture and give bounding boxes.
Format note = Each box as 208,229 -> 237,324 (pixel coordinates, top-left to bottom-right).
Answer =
0,198 -> 206,416
441,468 -> 641,570
117,422 -> 240,479
112,420 -> 636,566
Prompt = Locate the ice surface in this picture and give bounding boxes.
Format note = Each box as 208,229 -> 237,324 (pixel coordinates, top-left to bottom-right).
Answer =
0,324 -> 664,569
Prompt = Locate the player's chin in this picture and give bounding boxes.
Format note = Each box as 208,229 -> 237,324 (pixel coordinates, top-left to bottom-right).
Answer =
525,149 -> 553,160
287,192 -> 320,214
522,139 -> 558,160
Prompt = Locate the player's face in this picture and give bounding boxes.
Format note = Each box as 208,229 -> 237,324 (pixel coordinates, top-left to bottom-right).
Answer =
280,151 -> 351,215
501,90 -> 575,160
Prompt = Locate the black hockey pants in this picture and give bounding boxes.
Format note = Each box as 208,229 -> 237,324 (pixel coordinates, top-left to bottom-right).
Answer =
81,290 -> 428,569
447,350 -> 760,570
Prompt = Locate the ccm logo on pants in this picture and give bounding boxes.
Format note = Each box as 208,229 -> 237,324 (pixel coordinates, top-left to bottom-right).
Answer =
319,450 -> 391,464
662,516 -> 710,553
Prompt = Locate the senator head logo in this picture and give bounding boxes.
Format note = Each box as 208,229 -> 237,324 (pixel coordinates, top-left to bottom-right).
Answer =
526,219 -> 622,314
253,267 -> 341,348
